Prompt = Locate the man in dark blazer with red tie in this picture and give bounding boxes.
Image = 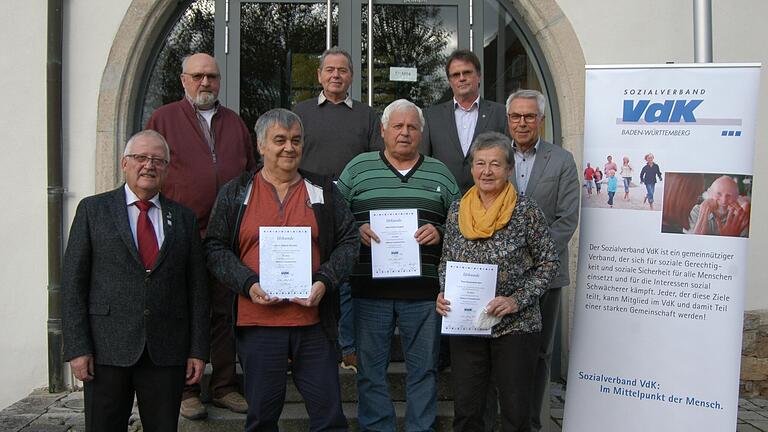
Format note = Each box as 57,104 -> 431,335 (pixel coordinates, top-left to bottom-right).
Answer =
420,49 -> 508,194
62,130 -> 209,431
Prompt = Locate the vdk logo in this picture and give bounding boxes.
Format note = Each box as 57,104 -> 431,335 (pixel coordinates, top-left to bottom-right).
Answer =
623,99 -> 703,123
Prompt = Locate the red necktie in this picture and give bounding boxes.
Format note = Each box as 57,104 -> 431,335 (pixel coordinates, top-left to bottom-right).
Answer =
135,200 -> 159,270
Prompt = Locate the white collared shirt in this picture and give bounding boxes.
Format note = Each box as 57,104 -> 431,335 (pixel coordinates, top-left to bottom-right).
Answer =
513,139 -> 541,195
318,91 -> 354,109
454,96 -> 480,156
124,184 -> 165,249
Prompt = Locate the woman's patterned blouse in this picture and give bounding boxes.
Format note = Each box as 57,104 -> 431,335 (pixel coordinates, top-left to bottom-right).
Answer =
439,194 -> 559,337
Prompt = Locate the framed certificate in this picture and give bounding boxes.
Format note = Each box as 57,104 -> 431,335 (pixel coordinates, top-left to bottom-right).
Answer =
441,261 -> 498,335
369,209 -> 421,278
259,226 -> 312,298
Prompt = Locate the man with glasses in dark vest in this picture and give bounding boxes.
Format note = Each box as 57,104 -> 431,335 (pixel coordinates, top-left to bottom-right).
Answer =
293,47 -> 383,373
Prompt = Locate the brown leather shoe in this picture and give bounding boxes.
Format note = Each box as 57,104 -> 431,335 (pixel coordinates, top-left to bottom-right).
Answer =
180,396 -> 208,420
213,392 -> 248,414
340,352 -> 358,373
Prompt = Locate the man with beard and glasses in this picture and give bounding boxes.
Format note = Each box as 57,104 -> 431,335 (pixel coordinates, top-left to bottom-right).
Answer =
146,52 -> 255,420
689,175 -> 751,237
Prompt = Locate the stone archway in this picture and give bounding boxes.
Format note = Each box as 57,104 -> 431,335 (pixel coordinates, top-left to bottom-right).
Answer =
95,0 -> 586,369
508,1 -> 586,156
96,0 -> 586,187
94,0 -> 180,192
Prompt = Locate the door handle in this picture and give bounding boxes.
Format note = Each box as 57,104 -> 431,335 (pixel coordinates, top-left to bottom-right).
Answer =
367,0 -> 373,107
326,0 -> 332,49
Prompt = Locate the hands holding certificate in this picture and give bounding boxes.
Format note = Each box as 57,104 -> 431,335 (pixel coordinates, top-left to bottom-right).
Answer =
436,293 -> 519,317
439,262 -> 499,335
364,209 -> 440,279
359,223 -> 441,246
484,296 -> 520,317
248,281 -> 327,307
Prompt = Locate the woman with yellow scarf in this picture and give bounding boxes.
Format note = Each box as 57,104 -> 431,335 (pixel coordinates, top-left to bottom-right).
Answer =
436,131 -> 559,432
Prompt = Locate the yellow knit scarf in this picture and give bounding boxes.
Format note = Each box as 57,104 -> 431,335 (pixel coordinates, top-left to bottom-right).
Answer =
458,182 -> 517,240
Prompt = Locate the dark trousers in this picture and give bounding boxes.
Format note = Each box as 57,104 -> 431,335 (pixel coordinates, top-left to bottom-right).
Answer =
236,324 -> 347,432
451,332 -> 540,432
607,191 -> 616,206
531,288 -> 562,431
184,281 -> 239,400
83,349 -> 185,432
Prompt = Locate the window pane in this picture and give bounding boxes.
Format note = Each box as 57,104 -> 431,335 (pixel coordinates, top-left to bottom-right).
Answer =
482,0 -> 544,102
239,2 -> 338,132
361,4 -> 457,113
482,0 -> 551,139
139,0 -> 215,128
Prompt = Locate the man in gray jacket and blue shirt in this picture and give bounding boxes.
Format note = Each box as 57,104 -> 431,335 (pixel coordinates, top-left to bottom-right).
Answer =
506,89 -> 580,432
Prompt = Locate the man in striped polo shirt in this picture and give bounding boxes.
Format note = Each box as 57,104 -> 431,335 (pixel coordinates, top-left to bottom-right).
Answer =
337,99 -> 460,431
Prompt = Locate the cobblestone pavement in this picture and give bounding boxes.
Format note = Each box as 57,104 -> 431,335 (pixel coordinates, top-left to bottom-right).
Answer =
4,384 -> 768,431
0,388 -> 140,432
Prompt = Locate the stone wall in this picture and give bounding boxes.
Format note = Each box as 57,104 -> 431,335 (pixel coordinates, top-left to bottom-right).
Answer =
741,310 -> 768,397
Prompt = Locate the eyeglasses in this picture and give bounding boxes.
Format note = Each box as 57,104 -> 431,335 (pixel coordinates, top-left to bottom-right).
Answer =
183,72 -> 221,82
125,154 -> 169,167
508,113 -> 539,123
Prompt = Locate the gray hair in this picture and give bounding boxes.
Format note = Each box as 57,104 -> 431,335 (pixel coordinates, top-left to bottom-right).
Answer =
181,53 -> 216,72
124,130 -> 170,162
319,47 -> 354,76
254,108 -> 304,147
468,131 -> 513,165
181,55 -> 192,72
381,99 -> 424,132
505,89 -> 547,116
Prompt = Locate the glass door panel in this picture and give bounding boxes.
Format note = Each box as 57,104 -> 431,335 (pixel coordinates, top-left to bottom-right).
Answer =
236,1 -> 338,130
359,1 -> 467,112
228,0 -> 469,119
139,0 -> 215,129
479,0 -> 553,139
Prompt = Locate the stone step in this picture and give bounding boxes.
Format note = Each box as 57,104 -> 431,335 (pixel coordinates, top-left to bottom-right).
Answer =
178,400 -> 455,432
201,362 -> 453,403
199,330 -> 412,403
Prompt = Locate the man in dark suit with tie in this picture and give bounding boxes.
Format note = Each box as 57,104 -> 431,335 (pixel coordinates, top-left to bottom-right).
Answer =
62,130 -> 209,431
505,89 -> 580,432
420,49 -> 508,193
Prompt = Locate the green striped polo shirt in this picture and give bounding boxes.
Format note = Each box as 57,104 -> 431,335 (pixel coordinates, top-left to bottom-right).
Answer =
338,150 -> 460,300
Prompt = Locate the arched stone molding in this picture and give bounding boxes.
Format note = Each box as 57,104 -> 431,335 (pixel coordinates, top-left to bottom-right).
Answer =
95,0 -> 179,192
95,2 -> 587,366
97,0 -> 586,188
507,0 -> 585,159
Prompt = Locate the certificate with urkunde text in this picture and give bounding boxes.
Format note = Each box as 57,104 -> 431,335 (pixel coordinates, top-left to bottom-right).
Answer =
441,261 -> 498,335
369,209 -> 421,278
259,227 -> 312,298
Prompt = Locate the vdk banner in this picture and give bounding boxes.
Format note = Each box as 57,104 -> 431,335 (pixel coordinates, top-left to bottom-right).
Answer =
563,64 -> 761,431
